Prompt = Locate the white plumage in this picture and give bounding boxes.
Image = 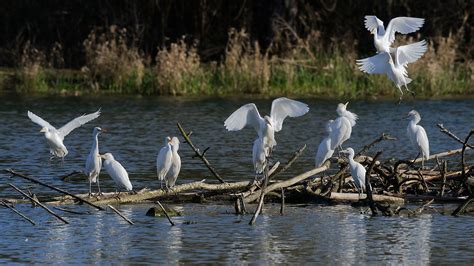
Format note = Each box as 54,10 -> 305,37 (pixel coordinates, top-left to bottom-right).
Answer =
156,137 -> 173,188
364,16 -> 425,54
252,137 -> 267,174
357,40 -> 427,101
28,109 -> 101,159
329,103 -> 358,150
85,127 -> 105,196
341,148 -> 368,194
224,97 -> 309,153
165,137 -> 181,188
407,110 -> 430,166
315,120 -> 335,167
100,153 -> 133,192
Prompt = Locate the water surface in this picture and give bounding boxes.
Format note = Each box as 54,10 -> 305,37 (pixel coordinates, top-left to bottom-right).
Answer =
0,94 -> 473,264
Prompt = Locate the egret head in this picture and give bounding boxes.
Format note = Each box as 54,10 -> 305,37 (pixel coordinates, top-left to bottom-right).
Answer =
94,127 -> 106,134
340,148 -> 355,157
171,137 -> 180,146
264,115 -> 272,126
99,153 -> 114,161
40,127 -> 49,133
164,136 -> 172,145
407,110 -> 421,122
336,102 -> 349,116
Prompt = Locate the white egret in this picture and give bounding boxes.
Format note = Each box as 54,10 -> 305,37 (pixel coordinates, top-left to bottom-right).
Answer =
407,110 -> 430,168
329,102 -> 358,150
224,97 -> 309,153
100,153 -> 133,192
341,148 -> 368,196
315,120 -> 335,167
85,127 -> 105,196
156,136 -> 173,189
252,136 -> 268,176
357,40 -> 427,101
364,16 -> 425,54
28,109 -> 101,159
165,137 -> 181,188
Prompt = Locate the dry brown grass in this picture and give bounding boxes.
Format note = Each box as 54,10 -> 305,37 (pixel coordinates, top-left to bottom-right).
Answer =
83,25 -> 144,91
154,38 -> 202,95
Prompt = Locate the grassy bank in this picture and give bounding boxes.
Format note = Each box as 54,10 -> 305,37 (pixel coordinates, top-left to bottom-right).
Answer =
2,27 -> 472,98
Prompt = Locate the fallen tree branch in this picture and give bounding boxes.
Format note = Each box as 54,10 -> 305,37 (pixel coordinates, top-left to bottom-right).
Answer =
437,124 -> 474,149
8,183 -> 69,224
177,123 -> 226,183
0,200 -> 36,225
108,205 -> 134,225
156,200 -> 175,226
365,151 -> 383,216
4,169 -> 105,211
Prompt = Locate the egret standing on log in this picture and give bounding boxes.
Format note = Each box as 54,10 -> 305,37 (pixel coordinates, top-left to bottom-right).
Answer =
165,137 -> 181,188
329,102 -> 358,151
407,110 -> 430,168
85,127 -> 105,196
28,109 -> 101,160
156,137 -> 173,189
341,148 -> 368,197
224,97 -> 309,155
100,153 -> 133,193
315,120 -> 335,167
364,16 -> 425,55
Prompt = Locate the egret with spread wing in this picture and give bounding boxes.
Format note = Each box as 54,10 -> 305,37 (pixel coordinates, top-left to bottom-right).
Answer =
407,110 -> 430,168
28,109 -> 101,159
357,40 -> 427,101
224,97 -> 309,154
364,15 -> 425,54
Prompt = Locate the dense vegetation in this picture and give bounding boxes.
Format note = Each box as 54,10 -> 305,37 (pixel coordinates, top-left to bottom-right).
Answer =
0,0 -> 472,97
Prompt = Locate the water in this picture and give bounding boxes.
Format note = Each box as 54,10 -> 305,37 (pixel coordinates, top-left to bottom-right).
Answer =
0,94 -> 473,264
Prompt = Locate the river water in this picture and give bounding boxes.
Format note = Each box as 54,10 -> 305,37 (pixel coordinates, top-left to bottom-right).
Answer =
0,94 -> 472,264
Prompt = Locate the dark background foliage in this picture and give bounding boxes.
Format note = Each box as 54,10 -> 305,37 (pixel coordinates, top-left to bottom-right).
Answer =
0,0 -> 471,67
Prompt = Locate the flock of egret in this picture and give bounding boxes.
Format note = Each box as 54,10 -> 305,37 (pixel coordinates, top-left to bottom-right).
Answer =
26,16 -> 431,196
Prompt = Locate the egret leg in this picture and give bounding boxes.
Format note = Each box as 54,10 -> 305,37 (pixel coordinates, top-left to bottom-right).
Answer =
96,177 -> 102,196
397,85 -> 404,104
404,83 -> 415,96
160,179 -> 163,189
88,177 -> 92,197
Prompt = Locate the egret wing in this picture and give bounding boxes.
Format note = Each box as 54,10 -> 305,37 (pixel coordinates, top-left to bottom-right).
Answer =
364,16 -> 385,35
27,111 -> 56,131
356,52 -> 390,74
224,103 -> 264,133
395,40 -> 427,66
109,161 -> 132,191
384,17 -> 425,44
156,146 -> 173,179
329,118 -> 351,150
270,97 -> 309,132
58,109 -> 101,138
416,126 -> 430,159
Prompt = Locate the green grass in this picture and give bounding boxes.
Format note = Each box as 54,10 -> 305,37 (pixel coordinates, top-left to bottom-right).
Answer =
3,54 -> 473,99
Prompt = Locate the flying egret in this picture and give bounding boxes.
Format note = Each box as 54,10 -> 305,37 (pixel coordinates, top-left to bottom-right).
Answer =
364,16 -> 425,55
165,137 -> 181,188
85,127 -> 105,196
315,120 -> 335,167
100,153 -> 133,193
224,97 -> 309,154
341,148 -> 368,197
28,109 -> 101,159
407,110 -> 430,168
357,40 -> 427,101
252,136 -> 268,177
156,136 -> 173,189
329,102 -> 358,151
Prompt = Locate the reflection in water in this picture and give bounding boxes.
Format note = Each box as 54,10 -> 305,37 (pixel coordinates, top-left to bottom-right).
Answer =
0,95 -> 473,264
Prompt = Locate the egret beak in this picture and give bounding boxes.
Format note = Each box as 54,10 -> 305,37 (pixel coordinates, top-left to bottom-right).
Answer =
340,149 -> 349,154
344,102 -> 349,107
101,128 -> 107,133
98,154 -> 105,159
40,127 -> 47,133
371,29 -> 376,35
